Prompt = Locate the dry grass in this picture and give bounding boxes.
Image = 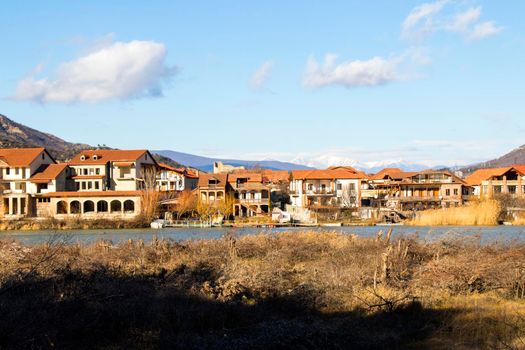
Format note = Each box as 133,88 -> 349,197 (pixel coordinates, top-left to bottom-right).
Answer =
408,199 -> 501,226
1,231 -> 525,349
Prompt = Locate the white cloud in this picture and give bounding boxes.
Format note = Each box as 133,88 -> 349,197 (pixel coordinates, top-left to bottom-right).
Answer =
402,0 -> 449,40
250,60 -> 274,89
13,39 -> 177,103
303,49 -> 428,89
402,1 -> 503,41
447,7 -> 481,33
469,21 -> 503,40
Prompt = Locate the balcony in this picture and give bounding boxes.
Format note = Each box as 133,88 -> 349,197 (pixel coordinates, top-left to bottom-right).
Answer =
306,189 -> 335,196
236,198 -> 270,204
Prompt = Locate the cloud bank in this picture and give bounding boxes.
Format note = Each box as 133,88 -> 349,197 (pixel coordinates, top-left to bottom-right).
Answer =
14,40 -> 177,103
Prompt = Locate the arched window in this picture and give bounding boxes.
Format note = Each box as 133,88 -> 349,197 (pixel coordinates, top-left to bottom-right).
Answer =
57,200 -> 68,214
70,201 -> 81,214
123,200 -> 135,212
84,200 -> 95,213
110,200 -> 122,213
97,200 -> 109,212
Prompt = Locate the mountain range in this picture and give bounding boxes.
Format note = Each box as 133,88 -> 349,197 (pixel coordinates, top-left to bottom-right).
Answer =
1,112 -> 524,173
153,150 -> 313,172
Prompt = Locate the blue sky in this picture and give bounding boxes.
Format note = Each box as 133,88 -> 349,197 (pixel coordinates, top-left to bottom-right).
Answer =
1,1 -> 524,168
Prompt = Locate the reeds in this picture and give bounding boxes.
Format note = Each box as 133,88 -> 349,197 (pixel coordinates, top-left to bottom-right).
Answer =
1,231 -> 525,348
408,199 -> 501,226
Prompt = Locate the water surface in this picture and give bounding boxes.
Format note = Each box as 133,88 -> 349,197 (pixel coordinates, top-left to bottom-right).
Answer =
1,225 -> 525,246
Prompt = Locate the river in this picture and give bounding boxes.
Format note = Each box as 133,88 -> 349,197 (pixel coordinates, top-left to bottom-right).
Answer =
1,225 -> 525,245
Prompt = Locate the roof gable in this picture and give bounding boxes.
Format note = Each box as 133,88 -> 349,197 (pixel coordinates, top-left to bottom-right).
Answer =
0,148 -> 48,167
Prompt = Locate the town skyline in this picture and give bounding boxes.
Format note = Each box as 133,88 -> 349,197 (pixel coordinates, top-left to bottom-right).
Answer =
1,1 -> 524,167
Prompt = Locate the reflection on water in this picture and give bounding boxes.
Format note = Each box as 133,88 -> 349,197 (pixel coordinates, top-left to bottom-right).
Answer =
1,225 -> 525,246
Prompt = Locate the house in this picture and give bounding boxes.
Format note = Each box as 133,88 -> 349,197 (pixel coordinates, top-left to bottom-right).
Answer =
228,173 -> 271,217
367,168 -> 470,210
465,166 -> 525,198
41,149 -> 158,218
289,167 -> 365,209
362,168 -> 416,207
198,173 -> 230,204
0,148 -> 58,218
157,163 -> 198,192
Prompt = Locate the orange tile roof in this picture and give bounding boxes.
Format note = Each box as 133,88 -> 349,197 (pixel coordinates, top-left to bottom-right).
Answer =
0,148 -> 50,167
30,163 -> 68,183
370,168 -> 416,181
198,173 -> 228,188
158,162 -> 185,173
261,170 -> 290,183
184,169 -> 199,179
43,190 -> 141,198
511,164 -> 525,173
465,167 -> 520,186
69,149 -> 152,165
228,173 -> 263,183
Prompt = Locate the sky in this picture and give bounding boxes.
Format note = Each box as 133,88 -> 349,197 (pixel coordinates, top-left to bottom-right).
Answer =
1,0 -> 524,168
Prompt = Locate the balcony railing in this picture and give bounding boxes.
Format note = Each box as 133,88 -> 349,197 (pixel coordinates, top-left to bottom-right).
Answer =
236,198 -> 270,204
306,189 -> 335,196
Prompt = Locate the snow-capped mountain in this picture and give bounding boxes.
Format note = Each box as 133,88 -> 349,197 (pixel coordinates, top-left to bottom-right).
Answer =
290,155 -> 432,173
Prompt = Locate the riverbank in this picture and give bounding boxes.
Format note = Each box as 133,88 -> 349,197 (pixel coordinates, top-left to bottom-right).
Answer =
1,231 -> 525,348
0,217 -> 150,231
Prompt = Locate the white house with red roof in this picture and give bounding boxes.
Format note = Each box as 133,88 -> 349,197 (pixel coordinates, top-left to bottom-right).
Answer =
157,163 -> 198,192
289,167 -> 365,209
0,148 -> 61,217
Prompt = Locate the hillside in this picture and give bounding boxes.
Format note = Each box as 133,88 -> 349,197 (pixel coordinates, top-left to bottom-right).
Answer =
153,149 -> 313,172
462,144 -> 525,173
0,114 -> 91,161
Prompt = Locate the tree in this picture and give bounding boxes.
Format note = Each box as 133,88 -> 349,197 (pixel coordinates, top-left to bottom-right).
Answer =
341,183 -> 357,208
140,166 -> 161,221
172,190 -> 197,219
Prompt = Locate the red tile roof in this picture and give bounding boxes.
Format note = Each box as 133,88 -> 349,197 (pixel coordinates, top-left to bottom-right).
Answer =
30,163 -> 68,183
198,173 -> 228,188
69,150 -> 153,165
370,168 -> 416,181
465,167 -> 521,186
0,148 -> 50,167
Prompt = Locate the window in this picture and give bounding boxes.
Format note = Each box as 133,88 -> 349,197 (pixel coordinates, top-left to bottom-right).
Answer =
308,184 -> 313,191
453,188 -> 459,196
508,186 -> 517,194
96,168 -> 100,175
42,153 -> 45,160
89,168 -> 94,175
83,168 -> 88,175
15,168 -> 19,175
445,189 -> 450,196
87,182 -> 93,190
120,167 -> 131,178
5,168 -> 9,175
337,183 -> 342,190
95,181 -> 100,190
82,182 -> 86,190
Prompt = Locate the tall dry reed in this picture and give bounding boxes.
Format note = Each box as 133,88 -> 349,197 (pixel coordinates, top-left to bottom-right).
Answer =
408,199 -> 501,226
